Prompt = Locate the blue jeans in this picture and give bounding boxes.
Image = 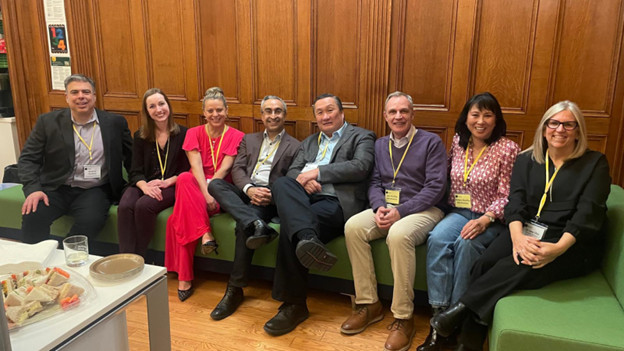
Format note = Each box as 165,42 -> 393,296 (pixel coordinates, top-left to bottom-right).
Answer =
426,208 -> 503,307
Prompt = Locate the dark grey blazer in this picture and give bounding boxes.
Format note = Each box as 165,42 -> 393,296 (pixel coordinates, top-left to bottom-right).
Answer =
231,131 -> 301,190
18,108 -> 133,201
286,123 -> 376,221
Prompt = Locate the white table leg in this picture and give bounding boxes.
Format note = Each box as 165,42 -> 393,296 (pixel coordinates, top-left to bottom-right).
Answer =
145,275 -> 171,351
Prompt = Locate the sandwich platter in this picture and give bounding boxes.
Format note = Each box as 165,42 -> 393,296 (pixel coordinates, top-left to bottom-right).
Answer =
2,266 -> 95,330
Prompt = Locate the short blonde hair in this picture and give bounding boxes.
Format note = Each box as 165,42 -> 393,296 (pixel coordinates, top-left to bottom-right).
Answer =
527,101 -> 588,164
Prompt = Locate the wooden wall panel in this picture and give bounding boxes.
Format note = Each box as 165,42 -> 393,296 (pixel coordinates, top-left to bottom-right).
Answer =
471,0 -> 537,113
253,0 -> 297,104
394,0 -> 456,109
94,0 -> 139,97
313,0 -> 360,107
5,0 -> 624,185
197,0 -> 240,101
550,0 -> 623,116
144,0 -> 187,99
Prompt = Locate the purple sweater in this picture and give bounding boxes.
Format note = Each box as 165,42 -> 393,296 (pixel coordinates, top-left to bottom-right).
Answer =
369,129 -> 447,218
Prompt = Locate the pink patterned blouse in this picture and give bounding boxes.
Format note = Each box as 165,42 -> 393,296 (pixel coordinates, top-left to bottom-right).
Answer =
448,134 -> 520,220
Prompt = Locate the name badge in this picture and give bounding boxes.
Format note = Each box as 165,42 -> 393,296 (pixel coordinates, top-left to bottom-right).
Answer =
83,164 -> 101,179
385,188 -> 401,205
523,220 -> 548,240
300,162 -> 319,174
455,193 -> 472,209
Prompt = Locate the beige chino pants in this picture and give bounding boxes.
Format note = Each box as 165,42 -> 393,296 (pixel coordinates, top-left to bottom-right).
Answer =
344,207 -> 444,319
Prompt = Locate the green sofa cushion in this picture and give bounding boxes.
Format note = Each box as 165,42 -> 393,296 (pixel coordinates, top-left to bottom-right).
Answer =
604,185 -> 624,306
490,271 -> 624,351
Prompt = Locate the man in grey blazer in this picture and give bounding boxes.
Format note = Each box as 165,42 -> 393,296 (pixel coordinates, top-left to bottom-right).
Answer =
208,95 -> 301,321
263,93 -> 376,336
18,74 -> 132,245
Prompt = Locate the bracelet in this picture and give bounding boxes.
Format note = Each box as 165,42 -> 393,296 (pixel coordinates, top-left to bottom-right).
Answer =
484,214 -> 496,223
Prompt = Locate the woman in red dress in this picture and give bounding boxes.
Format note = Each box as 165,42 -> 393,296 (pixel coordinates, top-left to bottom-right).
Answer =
165,87 -> 244,301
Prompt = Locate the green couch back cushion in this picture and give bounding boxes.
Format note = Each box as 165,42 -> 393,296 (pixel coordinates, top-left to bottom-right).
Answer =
604,185 -> 624,306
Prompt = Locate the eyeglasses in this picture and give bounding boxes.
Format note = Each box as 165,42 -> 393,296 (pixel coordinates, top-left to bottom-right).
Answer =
545,119 -> 578,131
263,108 -> 284,116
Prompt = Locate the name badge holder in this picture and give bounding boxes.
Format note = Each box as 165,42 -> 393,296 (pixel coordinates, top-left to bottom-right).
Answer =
385,187 -> 401,205
454,193 -> 472,209
83,164 -> 101,179
386,131 -> 415,207
522,150 -> 560,241
457,140 -> 486,210
523,219 -> 548,240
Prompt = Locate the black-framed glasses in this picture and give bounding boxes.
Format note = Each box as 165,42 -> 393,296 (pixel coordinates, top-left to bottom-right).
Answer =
545,119 -> 578,131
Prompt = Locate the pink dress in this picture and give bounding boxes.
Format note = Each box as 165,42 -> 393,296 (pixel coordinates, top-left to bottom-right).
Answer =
165,125 -> 244,281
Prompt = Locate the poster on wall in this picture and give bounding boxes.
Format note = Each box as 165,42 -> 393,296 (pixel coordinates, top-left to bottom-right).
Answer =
43,0 -> 71,90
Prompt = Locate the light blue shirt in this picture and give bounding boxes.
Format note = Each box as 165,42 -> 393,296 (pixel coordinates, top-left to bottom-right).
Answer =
316,121 -> 348,167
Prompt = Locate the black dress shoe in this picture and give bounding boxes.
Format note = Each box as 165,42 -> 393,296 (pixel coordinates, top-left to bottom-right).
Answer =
177,287 -> 193,302
417,326 -> 457,351
295,237 -> 337,271
245,220 -> 279,249
210,285 -> 244,320
263,303 -> 309,336
430,302 -> 468,337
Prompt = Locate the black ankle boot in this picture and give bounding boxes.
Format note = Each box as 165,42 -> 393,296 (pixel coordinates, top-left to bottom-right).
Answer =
430,302 -> 468,337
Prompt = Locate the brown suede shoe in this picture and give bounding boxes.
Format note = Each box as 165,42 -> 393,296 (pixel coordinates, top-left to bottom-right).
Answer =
384,317 -> 415,351
340,300 -> 384,335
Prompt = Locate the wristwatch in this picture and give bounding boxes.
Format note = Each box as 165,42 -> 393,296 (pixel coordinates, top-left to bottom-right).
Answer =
484,214 -> 496,223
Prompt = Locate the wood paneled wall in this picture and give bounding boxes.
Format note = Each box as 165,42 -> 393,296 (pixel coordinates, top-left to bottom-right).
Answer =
3,0 -> 624,184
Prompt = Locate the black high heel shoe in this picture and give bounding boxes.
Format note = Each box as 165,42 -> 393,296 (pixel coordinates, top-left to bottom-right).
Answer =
178,287 -> 194,302
201,234 -> 219,255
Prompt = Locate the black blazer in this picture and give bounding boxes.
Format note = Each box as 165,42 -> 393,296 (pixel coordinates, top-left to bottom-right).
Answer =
18,108 -> 133,201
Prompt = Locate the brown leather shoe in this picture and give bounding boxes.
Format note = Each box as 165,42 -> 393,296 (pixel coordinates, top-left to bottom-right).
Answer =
384,317 -> 415,351
340,300 -> 384,335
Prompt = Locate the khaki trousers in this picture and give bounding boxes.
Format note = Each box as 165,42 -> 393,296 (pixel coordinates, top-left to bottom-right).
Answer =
344,207 -> 444,319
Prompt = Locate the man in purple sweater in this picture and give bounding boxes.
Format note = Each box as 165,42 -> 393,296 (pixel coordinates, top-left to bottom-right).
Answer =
341,91 -> 447,351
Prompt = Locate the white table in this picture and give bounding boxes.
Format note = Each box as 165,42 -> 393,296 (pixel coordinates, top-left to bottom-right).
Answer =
1,245 -> 170,351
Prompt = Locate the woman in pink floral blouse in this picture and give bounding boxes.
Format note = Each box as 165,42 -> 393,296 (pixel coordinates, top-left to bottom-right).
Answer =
418,92 -> 520,351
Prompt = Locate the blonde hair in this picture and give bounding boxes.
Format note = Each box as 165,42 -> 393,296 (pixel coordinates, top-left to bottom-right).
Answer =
526,100 -> 588,164
202,87 -> 227,110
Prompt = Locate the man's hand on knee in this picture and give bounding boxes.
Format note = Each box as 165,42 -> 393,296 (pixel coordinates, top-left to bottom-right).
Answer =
22,191 -> 49,215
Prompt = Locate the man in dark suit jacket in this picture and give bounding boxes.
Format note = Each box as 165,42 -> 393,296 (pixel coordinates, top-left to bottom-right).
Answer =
208,95 -> 300,320
18,74 -> 132,245
262,93 -> 376,336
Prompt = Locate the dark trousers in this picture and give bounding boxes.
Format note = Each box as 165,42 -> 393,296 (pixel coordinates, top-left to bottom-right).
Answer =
21,184 -> 112,245
270,176 -> 344,304
458,229 -> 600,349
208,179 -> 277,287
117,186 -> 176,257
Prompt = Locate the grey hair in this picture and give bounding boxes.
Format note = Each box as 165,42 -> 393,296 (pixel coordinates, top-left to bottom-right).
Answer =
202,87 -> 227,110
385,91 -> 414,110
64,74 -> 96,93
260,95 -> 287,114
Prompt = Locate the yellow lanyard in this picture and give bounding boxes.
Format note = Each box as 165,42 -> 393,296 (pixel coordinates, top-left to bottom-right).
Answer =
536,150 -> 560,219
207,125 -> 227,171
463,141 -> 487,186
155,137 -> 170,180
388,132 -> 415,187
317,133 -> 330,161
72,121 -> 97,161
253,139 -> 281,174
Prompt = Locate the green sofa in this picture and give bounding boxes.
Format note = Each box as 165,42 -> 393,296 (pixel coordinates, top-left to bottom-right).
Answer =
0,184 -> 428,295
489,184 -> 624,351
